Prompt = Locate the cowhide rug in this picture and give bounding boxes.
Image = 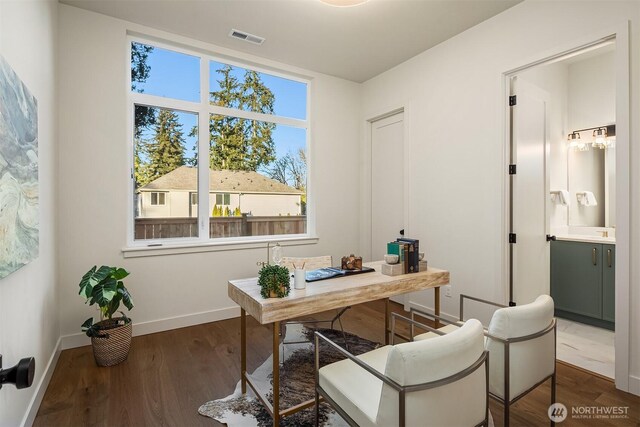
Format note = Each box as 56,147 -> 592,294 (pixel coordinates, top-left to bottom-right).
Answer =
198,324 -> 380,426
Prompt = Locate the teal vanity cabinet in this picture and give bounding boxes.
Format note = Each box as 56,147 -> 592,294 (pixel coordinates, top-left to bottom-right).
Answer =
550,240 -> 615,330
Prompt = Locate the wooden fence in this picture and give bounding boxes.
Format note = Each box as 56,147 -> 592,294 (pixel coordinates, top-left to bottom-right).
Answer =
134,215 -> 306,240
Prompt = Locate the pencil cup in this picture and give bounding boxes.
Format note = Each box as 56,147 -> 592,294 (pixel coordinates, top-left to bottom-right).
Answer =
294,269 -> 306,290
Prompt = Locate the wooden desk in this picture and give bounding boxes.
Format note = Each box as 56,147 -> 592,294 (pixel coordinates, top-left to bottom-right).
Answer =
228,260 -> 450,426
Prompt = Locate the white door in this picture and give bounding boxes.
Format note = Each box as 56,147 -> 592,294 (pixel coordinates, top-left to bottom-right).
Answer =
511,77 -> 551,305
371,111 -> 404,270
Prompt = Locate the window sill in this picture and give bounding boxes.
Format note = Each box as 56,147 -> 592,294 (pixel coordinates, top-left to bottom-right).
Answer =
122,235 -> 319,258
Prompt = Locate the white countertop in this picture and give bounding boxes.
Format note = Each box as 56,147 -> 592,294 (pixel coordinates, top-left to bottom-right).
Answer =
555,234 -> 616,244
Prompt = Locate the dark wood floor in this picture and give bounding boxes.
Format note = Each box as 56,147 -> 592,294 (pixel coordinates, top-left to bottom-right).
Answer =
35,301 -> 639,426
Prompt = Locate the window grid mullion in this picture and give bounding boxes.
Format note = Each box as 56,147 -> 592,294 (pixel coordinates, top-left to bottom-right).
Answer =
208,104 -> 308,129
197,55 -> 210,241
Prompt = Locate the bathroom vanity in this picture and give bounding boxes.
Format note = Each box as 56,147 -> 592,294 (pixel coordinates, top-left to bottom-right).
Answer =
551,238 -> 615,330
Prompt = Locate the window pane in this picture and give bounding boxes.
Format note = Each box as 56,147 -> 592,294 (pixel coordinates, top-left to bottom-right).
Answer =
208,115 -> 306,238
209,61 -> 306,120
134,106 -> 199,240
131,42 -> 200,102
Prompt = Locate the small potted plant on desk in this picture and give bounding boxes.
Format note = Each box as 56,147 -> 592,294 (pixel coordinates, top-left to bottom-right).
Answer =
78,266 -> 134,367
258,264 -> 291,298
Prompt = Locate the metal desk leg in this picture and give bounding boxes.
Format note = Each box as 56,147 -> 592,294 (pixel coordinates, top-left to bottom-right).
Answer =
434,287 -> 441,329
273,320 -> 280,426
385,298 -> 390,345
241,308 -> 247,394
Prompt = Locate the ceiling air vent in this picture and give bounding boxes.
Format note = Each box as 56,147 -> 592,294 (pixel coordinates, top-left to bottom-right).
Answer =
229,29 -> 265,45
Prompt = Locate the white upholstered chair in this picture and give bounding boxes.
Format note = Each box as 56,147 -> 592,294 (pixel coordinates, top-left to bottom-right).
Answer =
410,294 -> 557,426
314,319 -> 489,427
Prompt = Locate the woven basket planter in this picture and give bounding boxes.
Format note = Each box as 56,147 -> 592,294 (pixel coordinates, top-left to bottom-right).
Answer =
91,317 -> 132,367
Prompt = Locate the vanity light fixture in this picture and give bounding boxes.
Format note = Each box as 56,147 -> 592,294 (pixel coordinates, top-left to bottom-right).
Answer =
568,124 -> 615,151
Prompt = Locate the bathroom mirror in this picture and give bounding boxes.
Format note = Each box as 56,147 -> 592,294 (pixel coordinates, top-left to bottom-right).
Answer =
568,145 -> 615,227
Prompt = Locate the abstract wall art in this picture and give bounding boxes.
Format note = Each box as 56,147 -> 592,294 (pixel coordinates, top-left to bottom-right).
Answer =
0,54 -> 39,279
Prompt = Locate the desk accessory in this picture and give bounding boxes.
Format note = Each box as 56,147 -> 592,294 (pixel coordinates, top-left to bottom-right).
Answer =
341,254 -> 362,270
384,254 -> 399,264
294,268 -> 306,290
397,238 -> 420,273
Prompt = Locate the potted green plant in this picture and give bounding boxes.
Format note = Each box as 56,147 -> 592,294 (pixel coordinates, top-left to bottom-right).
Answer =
258,264 -> 291,298
78,265 -> 134,367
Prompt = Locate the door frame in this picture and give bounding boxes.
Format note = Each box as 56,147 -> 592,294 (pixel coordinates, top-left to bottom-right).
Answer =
501,23 -> 630,392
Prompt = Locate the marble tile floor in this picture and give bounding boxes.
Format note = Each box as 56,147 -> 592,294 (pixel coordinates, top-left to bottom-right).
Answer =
556,317 -> 615,379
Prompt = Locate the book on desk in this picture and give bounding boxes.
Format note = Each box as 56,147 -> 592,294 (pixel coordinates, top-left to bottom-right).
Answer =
305,266 -> 376,282
387,238 -> 420,273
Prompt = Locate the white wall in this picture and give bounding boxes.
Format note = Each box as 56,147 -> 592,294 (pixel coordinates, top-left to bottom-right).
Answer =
57,5 -> 361,345
568,51 -> 616,130
361,0 -> 640,392
0,1 -> 59,426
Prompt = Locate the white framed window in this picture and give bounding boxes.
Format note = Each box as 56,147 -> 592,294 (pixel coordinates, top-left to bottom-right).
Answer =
150,192 -> 166,206
215,193 -> 230,206
129,36 -> 310,246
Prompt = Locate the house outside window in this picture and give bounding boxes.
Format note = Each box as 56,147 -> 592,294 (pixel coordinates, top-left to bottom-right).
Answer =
130,38 -> 309,244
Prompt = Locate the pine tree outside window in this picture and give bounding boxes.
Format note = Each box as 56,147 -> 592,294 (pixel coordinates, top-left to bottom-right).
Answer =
129,38 -> 310,245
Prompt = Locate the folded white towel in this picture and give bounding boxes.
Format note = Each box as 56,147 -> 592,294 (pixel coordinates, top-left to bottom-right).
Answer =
578,191 -> 598,207
552,190 -> 570,206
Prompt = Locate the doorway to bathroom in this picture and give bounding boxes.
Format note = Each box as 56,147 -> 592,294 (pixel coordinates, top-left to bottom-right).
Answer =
505,30 -> 630,389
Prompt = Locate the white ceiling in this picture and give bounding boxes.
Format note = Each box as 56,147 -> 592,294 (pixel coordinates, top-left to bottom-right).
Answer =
60,0 -> 522,82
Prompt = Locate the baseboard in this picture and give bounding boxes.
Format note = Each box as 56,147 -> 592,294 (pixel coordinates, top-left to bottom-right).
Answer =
61,306 -> 240,350
21,337 -> 62,427
406,300 -> 458,323
629,374 -> 640,396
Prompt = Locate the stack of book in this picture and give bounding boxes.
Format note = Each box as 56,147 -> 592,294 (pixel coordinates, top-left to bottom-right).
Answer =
386,238 -> 420,274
